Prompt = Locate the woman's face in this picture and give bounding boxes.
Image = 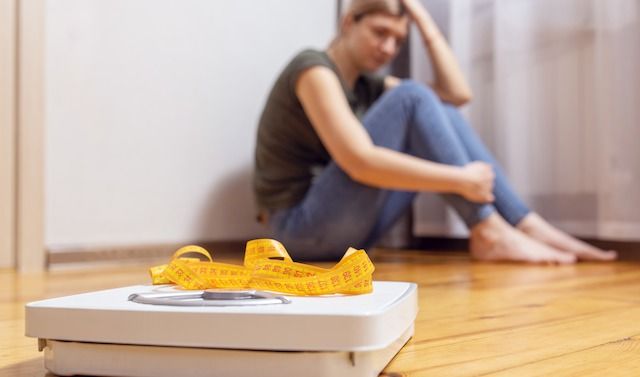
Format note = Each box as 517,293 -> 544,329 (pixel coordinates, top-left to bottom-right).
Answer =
344,12 -> 409,72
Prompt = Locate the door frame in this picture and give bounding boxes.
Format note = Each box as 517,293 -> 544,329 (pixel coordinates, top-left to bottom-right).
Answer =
0,0 -> 47,272
0,0 -> 18,269
17,0 -> 46,272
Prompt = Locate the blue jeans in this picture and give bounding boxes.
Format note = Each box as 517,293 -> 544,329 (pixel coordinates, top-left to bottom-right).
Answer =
268,80 -> 530,260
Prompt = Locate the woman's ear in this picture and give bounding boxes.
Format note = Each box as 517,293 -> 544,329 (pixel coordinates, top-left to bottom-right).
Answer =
340,13 -> 355,36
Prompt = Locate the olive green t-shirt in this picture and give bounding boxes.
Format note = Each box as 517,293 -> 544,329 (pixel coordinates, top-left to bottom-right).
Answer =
253,49 -> 386,211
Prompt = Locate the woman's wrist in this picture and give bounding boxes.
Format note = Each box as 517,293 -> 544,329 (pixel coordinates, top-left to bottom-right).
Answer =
440,165 -> 470,195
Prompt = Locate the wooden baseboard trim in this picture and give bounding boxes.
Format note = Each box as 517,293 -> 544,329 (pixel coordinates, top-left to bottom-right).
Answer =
47,240 -> 246,266
47,237 -> 639,267
411,237 -> 639,260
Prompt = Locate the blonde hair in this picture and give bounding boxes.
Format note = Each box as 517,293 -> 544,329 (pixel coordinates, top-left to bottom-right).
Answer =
343,0 -> 406,21
332,0 -> 406,47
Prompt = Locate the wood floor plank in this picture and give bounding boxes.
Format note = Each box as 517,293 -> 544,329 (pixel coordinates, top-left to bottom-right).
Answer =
486,335 -> 640,376
388,307 -> 640,376
1,249 -> 639,377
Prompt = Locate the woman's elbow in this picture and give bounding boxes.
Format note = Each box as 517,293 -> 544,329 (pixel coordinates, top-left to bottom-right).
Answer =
451,90 -> 473,106
336,148 -> 376,183
345,163 -> 373,184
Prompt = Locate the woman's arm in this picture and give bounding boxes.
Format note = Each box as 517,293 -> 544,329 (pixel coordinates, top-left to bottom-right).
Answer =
296,66 -> 494,203
401,0 -> 473,106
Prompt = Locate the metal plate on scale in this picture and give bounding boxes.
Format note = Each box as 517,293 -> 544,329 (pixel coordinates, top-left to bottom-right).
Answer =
128,288 -> 292,306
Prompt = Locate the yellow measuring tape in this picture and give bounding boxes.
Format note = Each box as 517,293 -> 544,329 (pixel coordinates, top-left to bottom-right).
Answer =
149,239 -> 374,295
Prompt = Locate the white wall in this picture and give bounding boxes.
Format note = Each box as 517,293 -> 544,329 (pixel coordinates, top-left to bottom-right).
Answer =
44,0 -> 336,250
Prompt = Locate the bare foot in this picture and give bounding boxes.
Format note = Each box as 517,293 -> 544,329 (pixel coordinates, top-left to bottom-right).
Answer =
470,213 -> 576,264
517,213 -> 618,262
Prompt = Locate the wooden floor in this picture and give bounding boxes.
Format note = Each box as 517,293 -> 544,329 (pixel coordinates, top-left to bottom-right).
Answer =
2,249 -> 640,377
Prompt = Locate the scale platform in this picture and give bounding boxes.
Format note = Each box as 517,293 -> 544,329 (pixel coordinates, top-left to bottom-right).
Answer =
25,281 -> 418,377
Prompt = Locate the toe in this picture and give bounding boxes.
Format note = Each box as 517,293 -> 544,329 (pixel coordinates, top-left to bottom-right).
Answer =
557,253 -> 577,265
576,248 -> 618,262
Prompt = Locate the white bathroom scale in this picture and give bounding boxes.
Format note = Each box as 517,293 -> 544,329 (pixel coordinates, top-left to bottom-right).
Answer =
25,281 -> 418,377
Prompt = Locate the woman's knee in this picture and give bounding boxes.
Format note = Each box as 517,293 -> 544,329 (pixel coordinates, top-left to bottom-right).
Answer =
441,102 -> 460,123
391,79 -> 440,104
441,102 -> 471,132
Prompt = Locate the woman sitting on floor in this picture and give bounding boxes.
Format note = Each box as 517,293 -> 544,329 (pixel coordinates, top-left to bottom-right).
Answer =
253,0 -> 616,263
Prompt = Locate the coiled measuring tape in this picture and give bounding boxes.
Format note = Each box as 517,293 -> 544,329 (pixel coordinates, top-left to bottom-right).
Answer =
149,239 -> 374,296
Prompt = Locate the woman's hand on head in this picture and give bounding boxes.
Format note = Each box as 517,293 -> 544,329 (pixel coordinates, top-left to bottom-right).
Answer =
459,162 -> 495,203
401,0 -> 430,23
401,0 -> 440,42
